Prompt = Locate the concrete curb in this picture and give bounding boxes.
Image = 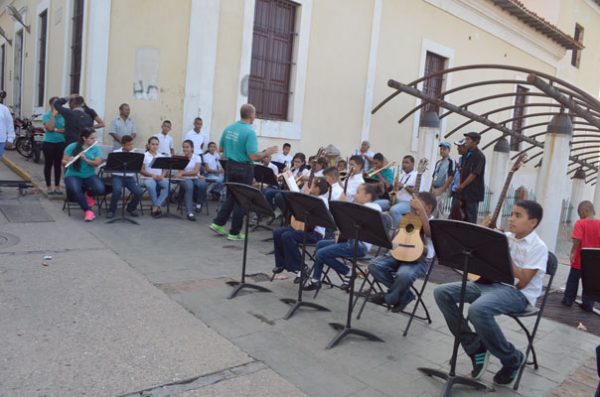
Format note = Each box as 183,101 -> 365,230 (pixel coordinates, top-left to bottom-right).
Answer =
1,157 -> 47,197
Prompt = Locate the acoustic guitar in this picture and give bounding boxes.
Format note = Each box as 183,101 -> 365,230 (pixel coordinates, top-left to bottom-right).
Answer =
390,158 -> 429,262
467,153 -> 527,282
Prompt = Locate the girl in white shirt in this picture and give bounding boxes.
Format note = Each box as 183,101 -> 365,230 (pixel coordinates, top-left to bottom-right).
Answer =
178,140 -> 208,221
141,136 -> 169,217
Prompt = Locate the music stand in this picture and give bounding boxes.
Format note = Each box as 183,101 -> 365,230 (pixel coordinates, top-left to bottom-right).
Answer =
280,192 -> 336,320
418,219 -> 514,396
271,161 -> 286,172
326,201 -> 391,349
150,156 -> 190,218
251,165 -> 279,232
225,182 -> 275,299
104,152 -> 145,225
581,248 -> 600,316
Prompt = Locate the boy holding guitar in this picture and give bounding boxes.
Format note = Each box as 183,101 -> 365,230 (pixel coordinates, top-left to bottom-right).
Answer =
368,192 -> 437,312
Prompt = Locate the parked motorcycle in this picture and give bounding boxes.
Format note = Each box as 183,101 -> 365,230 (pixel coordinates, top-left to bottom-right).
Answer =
14,114 -> 43,163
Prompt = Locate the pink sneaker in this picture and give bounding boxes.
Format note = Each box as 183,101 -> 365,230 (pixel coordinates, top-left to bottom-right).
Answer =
84,210 -> 96,222
84,192 -> 95,209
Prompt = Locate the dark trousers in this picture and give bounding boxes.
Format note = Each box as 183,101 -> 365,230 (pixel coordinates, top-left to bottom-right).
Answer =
64,175 -> 105,211
42,141 -> 65,187
273,226 -> 322,272
213,161 -> 253,235
464,200 -> 479,223
109,175 -> 143,213
563,267 -> 595,310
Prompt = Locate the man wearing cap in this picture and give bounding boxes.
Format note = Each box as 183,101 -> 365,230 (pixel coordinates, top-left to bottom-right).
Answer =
455,132 -> 486,223
431,141 -> 455,193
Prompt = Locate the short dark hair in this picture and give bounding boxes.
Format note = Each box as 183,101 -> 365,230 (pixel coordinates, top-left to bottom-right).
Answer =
71,96 -> 84,107
417,192 -> 437,213
183,139 -> 194,149
240,104 -> 256,119
373,153 -> 385,162
121,135 -> 134,144
317,157 -> 328,168
283,143 -> 291,149
48,96 -> 59,106
194,117 -> 202,123
515,200 -> 543,228
162,120 -> 172,125
360,183 -> 378,201
208,141 -> 217,147
323,166 -> 339,179
119,103 -> 129,111
349,155 -> 365,170
403,155 -> 415,164
313,177 -> 329,196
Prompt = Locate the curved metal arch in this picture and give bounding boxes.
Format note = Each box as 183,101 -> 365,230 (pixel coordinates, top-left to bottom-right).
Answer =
438,92 -> 549,120
373,64 -> 600,115
474,112 -> 567,138
570,146 -> 600,155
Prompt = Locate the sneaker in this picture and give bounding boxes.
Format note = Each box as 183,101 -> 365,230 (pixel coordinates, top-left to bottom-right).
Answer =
126,209 -> 139,217
106,211 -> 115,219
187,213 -> 196,221
195,204 -> 203,213
470,345 -> 490,380
368,292 -> 386,305
293,266 -> 309,284
209,223 -> 228,236
391,291 -> 415,313
303,280 -> 321,291
84,210 -> 96,222
493,351 -> 524,385
227,233 -> 246,241
84,192 -> 95,208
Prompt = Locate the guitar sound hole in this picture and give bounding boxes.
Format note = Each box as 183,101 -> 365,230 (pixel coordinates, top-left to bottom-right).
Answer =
406,224 -> 414,233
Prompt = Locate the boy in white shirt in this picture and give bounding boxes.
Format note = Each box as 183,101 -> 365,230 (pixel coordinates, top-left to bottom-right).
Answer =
274,142 -> 293,168
107,135 -> 143,218
434,200 -> 548,385
154,120 -> 174,156
184,117 -> 209,156
344,155 -> 366,202
202,141 -> 224,198
323,167 -> 343,201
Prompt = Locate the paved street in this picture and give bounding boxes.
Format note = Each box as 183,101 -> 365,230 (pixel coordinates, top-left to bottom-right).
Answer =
1,151 -> 599,396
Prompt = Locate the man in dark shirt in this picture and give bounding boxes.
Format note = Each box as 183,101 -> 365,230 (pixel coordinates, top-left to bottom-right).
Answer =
53,95 -> 93,145
455,131 -> 486,223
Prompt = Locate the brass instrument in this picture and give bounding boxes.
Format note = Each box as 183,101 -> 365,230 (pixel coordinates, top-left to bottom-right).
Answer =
389,164 -> 401,206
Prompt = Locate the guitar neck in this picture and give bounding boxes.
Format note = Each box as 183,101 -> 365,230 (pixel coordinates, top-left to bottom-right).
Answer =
490,170 -> 514,228
414,173 -> 423,193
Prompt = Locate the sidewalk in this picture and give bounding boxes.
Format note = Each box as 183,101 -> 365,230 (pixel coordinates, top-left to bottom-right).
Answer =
2,152 -> 599,397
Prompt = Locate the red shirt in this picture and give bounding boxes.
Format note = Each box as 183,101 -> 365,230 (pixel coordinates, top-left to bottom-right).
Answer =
571,218 -> 600,269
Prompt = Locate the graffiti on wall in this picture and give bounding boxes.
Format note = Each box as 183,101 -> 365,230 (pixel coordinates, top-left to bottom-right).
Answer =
133,48 -> 160,101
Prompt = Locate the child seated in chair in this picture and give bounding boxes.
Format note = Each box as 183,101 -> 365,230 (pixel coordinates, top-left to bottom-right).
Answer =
433,200 -> 548,385
303,183 -> 381,291
271,177 -> 331,278
368,191 -> 437,312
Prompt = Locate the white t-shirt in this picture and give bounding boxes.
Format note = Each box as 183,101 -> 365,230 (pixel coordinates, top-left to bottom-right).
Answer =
313,169 -> 324,178
396,170 -> 417,203
293,168 -> 310,179
330,182 -> 344,201
110,148 -> 138,177
143,151 -> 165,178
353,149 -> 375,170
267,162 -> 278,176
360,201 -> 382,252
184,129 -> 209,155
154,133 -> 173,155
181,154 -> 201,177
203,151 -> 221,173
505,231 -> 548,307
314,194 -> 330,237
346,173 -> 365,202
424,216 -> 435,259
275,153 -> 293,167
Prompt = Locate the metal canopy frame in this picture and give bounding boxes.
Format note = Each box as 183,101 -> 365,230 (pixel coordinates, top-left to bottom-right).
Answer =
371,64 -> 600,184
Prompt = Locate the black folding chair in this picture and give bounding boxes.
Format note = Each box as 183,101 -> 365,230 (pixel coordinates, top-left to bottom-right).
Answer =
509,251 -> 558,391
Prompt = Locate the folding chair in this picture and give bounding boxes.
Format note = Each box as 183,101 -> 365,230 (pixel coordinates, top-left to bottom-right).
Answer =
510,251 -> 557,391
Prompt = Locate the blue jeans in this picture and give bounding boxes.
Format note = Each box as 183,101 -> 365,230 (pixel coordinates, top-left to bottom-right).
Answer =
0,142 -> 5,159
64,175 -> 105,211
564,267 -> 594,310
206,173 -> 224,194
374,199 -> 390,211
144,178 -> 169,207
213,161 -> 254,235
273,226 -> 322,272
368,254 -> 430,306
390,200 -> 411,227
179,178 -> 208,214
109,175 -> 143,213
434,281 -> 529,366
263,187 -> 280,211
311,239 -> 367,281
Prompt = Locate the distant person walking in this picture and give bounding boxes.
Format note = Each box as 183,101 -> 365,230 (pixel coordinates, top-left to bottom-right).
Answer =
42,97 -> 66,195
0,98 -> 15,160
209,104 -> 277,241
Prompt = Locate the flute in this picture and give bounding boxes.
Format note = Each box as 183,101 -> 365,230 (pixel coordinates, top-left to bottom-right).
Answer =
366,161 -> 396,178
65,141 -> 98,168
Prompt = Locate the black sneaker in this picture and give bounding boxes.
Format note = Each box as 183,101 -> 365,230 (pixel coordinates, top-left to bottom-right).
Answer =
390,300 -> 410,313
493,351 -> 524,385
293,266 -> 309,284
187,213 -> 196,222
368,292 -> 386,305
303,280 -> 321,291
272,266 -> 284,274
469,345 -> 490,380
561,297 -> 573,307
127,209 -> 139,217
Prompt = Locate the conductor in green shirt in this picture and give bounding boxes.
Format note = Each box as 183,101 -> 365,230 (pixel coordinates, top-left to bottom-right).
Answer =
210,104 -> 277,241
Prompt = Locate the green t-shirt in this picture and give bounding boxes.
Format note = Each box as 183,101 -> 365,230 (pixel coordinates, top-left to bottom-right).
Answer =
64,142 -> 102,178
219,121 -> 258,163
42,111 -> 66,143
381,167 -> 394,185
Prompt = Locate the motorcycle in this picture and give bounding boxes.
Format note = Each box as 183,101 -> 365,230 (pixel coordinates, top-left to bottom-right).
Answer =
15,114 -> 44,163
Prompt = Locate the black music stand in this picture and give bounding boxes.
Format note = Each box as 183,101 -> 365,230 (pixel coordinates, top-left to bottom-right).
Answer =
272,161 -> 286,172
252,165 -> 279,232
225,182 -> 274,299
326,201 -> 391,349
581,248 -> 600,316
150,156 -> 190,219
280,192 -> 336,319
418,219 -> 514,396
104,152 -> 145,224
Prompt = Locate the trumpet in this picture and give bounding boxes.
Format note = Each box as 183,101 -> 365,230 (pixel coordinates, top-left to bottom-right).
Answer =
277,166 -> 297,179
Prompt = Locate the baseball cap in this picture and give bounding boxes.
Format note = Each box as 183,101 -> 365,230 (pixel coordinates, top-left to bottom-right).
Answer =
454,138 -> 466,146
438,141 -> 451,149
464,131 -> 481,141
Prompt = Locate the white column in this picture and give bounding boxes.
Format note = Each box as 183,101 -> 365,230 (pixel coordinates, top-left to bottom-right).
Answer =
593,173 -> 600,211
489,138 -> 510,212
182,0 -> 220,141
417,111 -> 439,191
360,0 -> 382,142
535,114 -> 573,251
570,169 -> 586,213
84,0 -> 111,144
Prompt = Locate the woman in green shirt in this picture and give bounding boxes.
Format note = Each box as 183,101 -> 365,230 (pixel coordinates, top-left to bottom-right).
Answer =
42,97 -> 66,195
62,128 -> 105,222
